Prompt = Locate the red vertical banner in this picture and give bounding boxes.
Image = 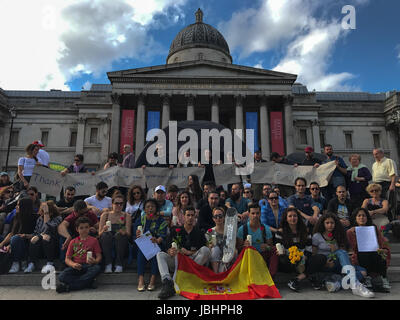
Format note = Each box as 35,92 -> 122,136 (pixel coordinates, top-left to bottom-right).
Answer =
120,110 -> 135,154
270,111 -> 285,155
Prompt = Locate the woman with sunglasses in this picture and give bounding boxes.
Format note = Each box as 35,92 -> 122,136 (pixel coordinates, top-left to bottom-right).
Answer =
99,194 -> 132,273
361,184 -> 389,230
205,207 -> 230,273
134,199 -> 168,291
61,154 -> 90,176
260,191 -> 286,235
126,185 -> 146,224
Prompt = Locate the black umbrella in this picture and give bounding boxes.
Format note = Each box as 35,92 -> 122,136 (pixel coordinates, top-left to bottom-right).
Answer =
134,120 -> 249,168
286,152 -> 327,164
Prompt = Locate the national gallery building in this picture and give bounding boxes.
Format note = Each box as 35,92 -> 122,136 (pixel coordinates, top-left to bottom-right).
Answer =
1,9 -> 399,173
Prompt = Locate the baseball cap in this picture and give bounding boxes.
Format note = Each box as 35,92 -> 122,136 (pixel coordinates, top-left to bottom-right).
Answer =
155,185 -> 166,193
33,140 -> 45,147
244,183 -> 251,189
304,146 -> 314,153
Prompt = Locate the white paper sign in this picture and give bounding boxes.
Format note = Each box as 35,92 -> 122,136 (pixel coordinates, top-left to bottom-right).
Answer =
355,226 -> 379,252
134,231 -> 161,260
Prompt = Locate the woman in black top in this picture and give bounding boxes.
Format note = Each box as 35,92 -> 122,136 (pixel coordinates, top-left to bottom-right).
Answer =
0,198 -> 38,273
275,207 -> 311,292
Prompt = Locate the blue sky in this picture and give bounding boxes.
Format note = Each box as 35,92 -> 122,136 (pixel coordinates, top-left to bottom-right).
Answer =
1,0 -> 399,93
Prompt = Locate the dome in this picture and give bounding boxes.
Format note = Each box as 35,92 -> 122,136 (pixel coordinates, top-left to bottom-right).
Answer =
167,9 -> 232,64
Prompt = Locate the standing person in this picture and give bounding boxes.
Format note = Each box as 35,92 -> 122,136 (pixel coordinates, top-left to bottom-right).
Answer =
84,182 -> 112,219
56,216 -> 102,293
103,152 -> 120,170
346,154 -> 372,208
0,172 -> 12,188
17,144 -> 41,189
24,201 -> 62,273
361,184 -> 390,230
121,144 -> 135,169
347,208 -> 391,292
172,191 -> 193,227
33,140 -> 50,168
308,213 -> 373,297
309,182 -> 327,214
99,195 -> 131,273
56,186 -> 76,219
236,203 -> 278,277
134,199 -> 168,291
321,144 -> 348,203
185,175 -> 203,207
0,198 -> 38,273
301,146 -> 322,167
372,148 -> 397,199
260,191 -> 286,234
61,154 -> 92,176
205,207 -> 229,273
287,178 -> 319,230
225,183 -> 250,223
196,181 -> 216,212
198,149 -> 215,185
275,207 -> 312,292
125,185 -> 146,224
156,208 -> 210,299
327,185 -> 353,230
196,192 -> 220,233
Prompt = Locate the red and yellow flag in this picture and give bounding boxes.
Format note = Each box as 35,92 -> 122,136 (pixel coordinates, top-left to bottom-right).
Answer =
174,247 -> 281,300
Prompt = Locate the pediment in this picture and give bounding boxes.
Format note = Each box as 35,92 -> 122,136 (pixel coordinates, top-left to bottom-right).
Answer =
107,60 -> 297,83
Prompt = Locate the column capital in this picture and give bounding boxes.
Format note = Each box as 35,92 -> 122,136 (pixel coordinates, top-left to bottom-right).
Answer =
111,92 -> 122,105
311,119 -> 321,127
161,94 -> 171,105
234,94 -> 245,107
211,94 -> 221,105
258,94 -> 268,106
77,115 -> 87,124
185,94 -> 196,105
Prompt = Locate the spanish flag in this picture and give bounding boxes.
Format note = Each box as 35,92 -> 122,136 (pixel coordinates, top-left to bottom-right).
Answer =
174,247 -> 281,300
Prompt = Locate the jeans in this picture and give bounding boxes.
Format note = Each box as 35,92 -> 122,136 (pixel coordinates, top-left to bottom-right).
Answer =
137,249 -> 159,276
29,236 -> 58,263
59,264 -> 101,291
99,232 -> 129,266
10,235 -> 29,262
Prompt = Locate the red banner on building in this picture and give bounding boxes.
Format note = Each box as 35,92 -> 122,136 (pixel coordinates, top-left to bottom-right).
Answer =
270,111 -> 285,155
120,110 -> 135,154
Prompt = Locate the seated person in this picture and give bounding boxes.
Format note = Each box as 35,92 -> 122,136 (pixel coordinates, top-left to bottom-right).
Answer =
260,191 -> 286,234
84,182 -> 112,219
347,208 -> 390,292
225,183 -> 250,223
56,186 -> 77,219
309,181 -> 327,214
237,203 -> 278,277
361,183 -> 389,230
99,194 -> 131,274
24,201 -> 63,273
153,185 -> 173,219
56,216 -> 102,293
156,208 -> 211,300
196,191 -> 220,233
327,185 -> 352,230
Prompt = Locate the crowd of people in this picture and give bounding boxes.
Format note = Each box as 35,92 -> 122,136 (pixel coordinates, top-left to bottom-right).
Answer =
1,140 -> 400,300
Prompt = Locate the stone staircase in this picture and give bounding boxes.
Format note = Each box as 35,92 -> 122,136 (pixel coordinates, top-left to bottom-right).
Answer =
2,237 -> 400,287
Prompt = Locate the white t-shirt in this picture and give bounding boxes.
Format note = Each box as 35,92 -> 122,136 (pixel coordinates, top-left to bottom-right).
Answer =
18,157 -> 37,176
84,195 -> 112,211
37,149 -> 50,166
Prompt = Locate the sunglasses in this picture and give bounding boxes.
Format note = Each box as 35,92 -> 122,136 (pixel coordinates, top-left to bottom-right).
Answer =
74,159 -> 81,162
370,189 -> 379,193
310,188 -> 320,191
114,202 -> 124,206
268,197 -> 278,200
244,191 -> 251,194
213,214 -> 224,219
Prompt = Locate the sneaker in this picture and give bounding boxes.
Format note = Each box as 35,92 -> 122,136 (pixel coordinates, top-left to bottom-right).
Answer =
8,262 -> 20,273
56,282 -> 70,294
158,278 -> 175,299
24,262 -> 35,273
352,282 -> 374,298
325,280 -> 341,293
287,278 -> 300,292
114,265 -> 123,273
104,264 -> 112,273
382,277 -> 391,291
41,264 -> 54,274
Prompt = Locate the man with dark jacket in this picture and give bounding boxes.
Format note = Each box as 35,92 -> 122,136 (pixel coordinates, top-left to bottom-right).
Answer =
327,185 -> 352,229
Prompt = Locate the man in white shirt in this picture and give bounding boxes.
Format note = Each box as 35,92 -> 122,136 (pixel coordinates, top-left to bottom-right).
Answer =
84,182 -> 112,218
33,140 -> 50,167
372,148 -> 398,197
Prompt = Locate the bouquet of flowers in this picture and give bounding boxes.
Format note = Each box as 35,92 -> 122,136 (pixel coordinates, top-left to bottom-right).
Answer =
288,246 -> 304,264
326,232 -> 337,261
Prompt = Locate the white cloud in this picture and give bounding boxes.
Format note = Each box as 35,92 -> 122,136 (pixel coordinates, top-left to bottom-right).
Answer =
0,0 -> 187,91
220,0 -> 362,91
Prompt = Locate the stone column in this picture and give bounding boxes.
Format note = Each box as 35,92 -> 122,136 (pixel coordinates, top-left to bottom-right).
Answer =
311,119 -> 321,153
110,93 -> 121,153
388,128 -> 400,167
135,93 -> 146,157
186,95 -> 195,121
284,96 -> 294,154
161,94 -> 170,129
235,94 -> 244,131
259,95 -> 270,160
76,115 -> 86,155
211,94 -> 220,123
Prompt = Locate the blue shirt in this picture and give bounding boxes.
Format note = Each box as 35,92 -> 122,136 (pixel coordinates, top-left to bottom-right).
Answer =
159,200 -> 173,217
259,200 -> 287,229
226,197 -> 250,214
323,155 -> 347,179
287,194 -> 316,216
237,222 -> 272,253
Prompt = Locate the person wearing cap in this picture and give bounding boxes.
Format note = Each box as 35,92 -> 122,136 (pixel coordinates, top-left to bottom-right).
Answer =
0,172 -> 12,188
153,185 -> 173,219
33,140 -> 50,168
301,147 -> 321,167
